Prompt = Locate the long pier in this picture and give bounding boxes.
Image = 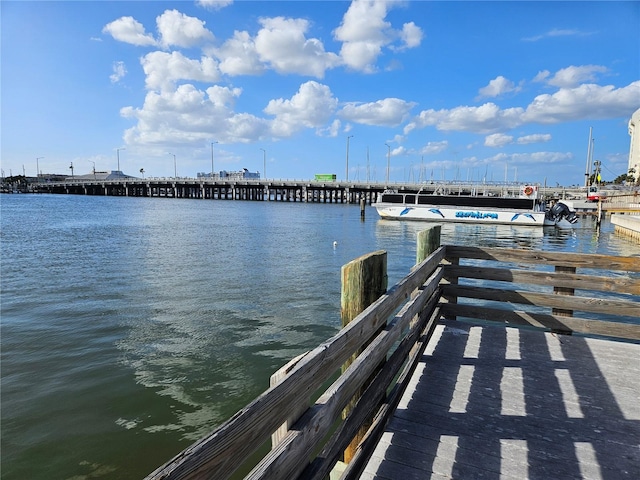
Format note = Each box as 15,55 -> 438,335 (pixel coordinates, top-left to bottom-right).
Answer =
145,227 -> 640,480
33,178 -> 388,204
29,178 -> 589,205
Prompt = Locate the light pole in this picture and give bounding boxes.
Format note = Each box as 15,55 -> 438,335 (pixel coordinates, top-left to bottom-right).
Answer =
36,156 -> 44,182
260,148 -> 266,180
69,162 -> 74,178
117,147 -> 126,174
385,143 -> 391,183
89,161 -> 96,179
346,135 -> 353,181
169,153 -> 177,178
211,141 -> 218,179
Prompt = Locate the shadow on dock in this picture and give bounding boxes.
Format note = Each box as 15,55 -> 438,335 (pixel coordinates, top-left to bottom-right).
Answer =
362,321 -> 640,479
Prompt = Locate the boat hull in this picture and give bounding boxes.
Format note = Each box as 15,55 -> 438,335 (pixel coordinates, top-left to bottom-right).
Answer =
375,203 -> 547,226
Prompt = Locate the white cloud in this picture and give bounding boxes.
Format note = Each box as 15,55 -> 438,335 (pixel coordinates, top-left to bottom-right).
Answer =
110,61 -> 127,84
196,0 -> 233,11
334,0 -> 390,72
215,30 -> 265,76
484,133 -> 513,147
255,17 -> 340,78
333,0 -> 421,72
486,151 -> 574,166
156,10 -> 215,49
399,22 -> 423,49
121,84 -> 269,145
517,134 -> 551,144
340,98 -> 416,126
406,103 -> 524,134
141,51 -> 221,91
523,81 -> 640,123
478,76 -> 521,98
264,81 -> 338,136
420,141 -> 448,155
533,70 -> 550,83
522,28 -> 592,42
546,65 -> 608,88
390,145 -> 407,156
406,81 -> 640,134
103,16 -> 158,47
318,119 -> 341,137
205,85 -> 243,108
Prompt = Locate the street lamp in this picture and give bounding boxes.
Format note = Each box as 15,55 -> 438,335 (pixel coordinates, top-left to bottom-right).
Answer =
69,162 -> 74,178
36,156 -> 44,182
346,135 -> 353,181
169,153 -> 177,178
260,148 -> 266,180
89,161 -> 96,179
117,147 -> 126,174
211,141 -> 218,179
385,143 -> 391,183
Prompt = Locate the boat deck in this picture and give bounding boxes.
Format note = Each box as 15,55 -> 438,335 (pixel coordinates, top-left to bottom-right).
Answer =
359,321 -> 640,479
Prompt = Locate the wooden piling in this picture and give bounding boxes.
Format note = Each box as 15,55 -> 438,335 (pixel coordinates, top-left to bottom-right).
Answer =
340,250 -> 387,463
416,225 -> 441,264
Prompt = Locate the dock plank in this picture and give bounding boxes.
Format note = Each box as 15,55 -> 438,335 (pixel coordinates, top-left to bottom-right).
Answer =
359,322 -> 640,480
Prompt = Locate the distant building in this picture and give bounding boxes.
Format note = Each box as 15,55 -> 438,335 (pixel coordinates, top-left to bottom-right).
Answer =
64,170 -> 137,181
197,168 -> 260,180
629,108 -> 640,183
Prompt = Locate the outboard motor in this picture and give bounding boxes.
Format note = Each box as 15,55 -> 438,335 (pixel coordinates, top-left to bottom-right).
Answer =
546,201 -> 578,225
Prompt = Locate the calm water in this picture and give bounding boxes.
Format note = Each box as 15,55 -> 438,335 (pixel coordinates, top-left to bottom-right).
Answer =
1,194 -> 638,479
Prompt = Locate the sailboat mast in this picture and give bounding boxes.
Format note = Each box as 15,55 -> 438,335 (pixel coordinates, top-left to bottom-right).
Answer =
585,127 -> 593,187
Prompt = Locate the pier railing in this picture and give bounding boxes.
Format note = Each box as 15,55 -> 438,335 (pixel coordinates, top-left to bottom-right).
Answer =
146,227 -> 640,480
601,192 -> 640,213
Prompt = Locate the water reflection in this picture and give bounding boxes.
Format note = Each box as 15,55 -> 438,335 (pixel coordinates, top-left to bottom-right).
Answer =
376,219 -> 545,250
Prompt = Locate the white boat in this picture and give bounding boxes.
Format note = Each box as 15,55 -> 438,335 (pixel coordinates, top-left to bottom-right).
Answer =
373,185 -> 578,227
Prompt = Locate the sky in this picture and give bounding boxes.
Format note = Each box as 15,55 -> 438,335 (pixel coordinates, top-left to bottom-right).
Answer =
2,0 -> 639,186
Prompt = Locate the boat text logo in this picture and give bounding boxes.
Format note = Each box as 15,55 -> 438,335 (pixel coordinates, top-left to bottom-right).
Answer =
455,211 -> 499,220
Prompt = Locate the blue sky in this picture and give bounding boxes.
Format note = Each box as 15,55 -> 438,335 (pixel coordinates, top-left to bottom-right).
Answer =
2,0 -> 639,186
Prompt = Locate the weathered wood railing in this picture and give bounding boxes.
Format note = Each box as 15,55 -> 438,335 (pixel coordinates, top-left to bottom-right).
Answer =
146,228 -> 640,480
601,192 -> 640,213
441,246 -> 640,341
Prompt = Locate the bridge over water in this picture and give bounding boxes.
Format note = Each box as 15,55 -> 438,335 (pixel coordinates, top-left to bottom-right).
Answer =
31,178 -> 579,205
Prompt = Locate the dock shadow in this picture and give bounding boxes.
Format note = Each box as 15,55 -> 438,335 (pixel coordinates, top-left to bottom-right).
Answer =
367,320 -> 640,479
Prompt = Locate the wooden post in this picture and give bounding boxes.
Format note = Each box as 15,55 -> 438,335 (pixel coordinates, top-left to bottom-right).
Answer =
360,197 -> 365,220
341,250 -> 387,463
416,225 -> 441,264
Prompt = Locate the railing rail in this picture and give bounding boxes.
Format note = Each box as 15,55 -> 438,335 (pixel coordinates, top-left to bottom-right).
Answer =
441,246 -> 640,340
146,235 -> 640,480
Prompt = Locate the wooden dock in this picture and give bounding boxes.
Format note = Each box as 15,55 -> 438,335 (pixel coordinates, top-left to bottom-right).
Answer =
360,321 -> 640,479
145,227 -> 640,480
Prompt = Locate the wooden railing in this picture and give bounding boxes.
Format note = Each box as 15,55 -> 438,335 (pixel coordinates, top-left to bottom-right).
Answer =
441,246 -> 640,341
146,228 -> 640,480
601,192 -> 640,212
